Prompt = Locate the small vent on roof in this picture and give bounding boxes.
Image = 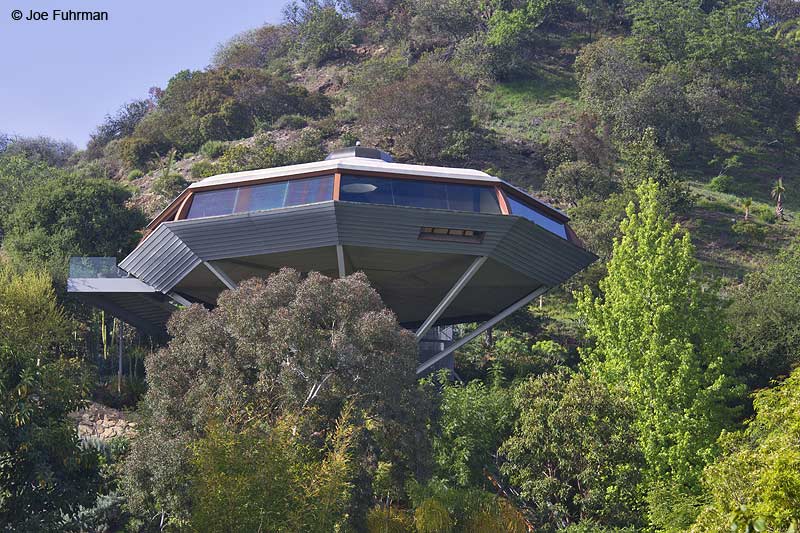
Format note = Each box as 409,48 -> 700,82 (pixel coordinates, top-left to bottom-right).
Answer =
325,145 -> 394,162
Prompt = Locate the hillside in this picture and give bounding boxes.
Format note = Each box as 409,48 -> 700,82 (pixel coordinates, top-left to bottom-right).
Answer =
4,1 -> 800,531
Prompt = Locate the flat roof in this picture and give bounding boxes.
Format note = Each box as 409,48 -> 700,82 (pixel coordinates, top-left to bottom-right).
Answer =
189,156 -> 501,189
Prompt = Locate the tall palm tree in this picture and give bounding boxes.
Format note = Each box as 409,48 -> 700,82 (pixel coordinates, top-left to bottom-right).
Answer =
742,197 -> 752,221
771,177 -> 786,221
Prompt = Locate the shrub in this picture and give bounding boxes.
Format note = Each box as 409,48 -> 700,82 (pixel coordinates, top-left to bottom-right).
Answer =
708,173 -> 733,193
274,114 -> 309,130
731,220 -> 767,245
199,140 -> 228,159
152,172 -> 188,199
284,0 -> 356,66
414,498 -> 453,533
366,507 -> 413,533
356,58 -> 473,162
191,160 -> 218,179
126,169 -> 144,180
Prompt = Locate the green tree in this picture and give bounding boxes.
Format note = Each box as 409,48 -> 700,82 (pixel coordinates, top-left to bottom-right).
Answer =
692,365 -> 800,532
122,269 -> 428,528
0,154 -> 62,237
284,0 -> 355,66
189,406 -> 357,532
727,241 -> 800,388
619,127 -> 691,212
499,369 -> 645,531
356,58 -> 473,163
576,181 -> 741,518
431,366 -> 515,487
0,266 -> 99,530
3,176 -> 145,280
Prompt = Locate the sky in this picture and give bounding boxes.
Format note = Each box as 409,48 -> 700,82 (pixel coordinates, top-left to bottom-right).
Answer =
0,0 -> 287,148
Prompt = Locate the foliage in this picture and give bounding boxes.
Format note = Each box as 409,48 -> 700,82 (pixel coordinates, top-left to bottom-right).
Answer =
356,58 -> 473,162
544,160 -> 614,206
0,134 -> 77,167
274,113 -> 310,130
709,174 -> 734,193
0,266 -> 100,530
126,168 -> 144,180
431,365 -> 515,487
191,160 -> 217,179
121,68 -> 330,165
577,182 -> 742,514
284,0 -> 356,66
692,365 -> 800,532
727,242 -> 800,388
407,480 -> 528,532
122,269 -> 427,526
500,369 -> 645,531
619,127 -> 691,212
212,25 -> 290,69
151,149 -> 188,200
86,99 -> 152,159
189,406 -> 357,532
199,139 -> 229,159
3,176 -> 145,279
0,154 -> 63,236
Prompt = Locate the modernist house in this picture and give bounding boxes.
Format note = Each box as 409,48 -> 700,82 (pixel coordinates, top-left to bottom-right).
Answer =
69,147 -> 596,374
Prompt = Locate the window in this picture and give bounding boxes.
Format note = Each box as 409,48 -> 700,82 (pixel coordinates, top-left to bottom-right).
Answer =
506,195 -> 567,239
339,175 -> 501,214
187,175 -> 334,219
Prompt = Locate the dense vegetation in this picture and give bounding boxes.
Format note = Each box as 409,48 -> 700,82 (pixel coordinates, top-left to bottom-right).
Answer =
3,0 -> 800,531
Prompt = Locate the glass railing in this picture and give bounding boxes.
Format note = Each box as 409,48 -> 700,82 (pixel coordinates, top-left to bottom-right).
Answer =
69,257 -> 127,278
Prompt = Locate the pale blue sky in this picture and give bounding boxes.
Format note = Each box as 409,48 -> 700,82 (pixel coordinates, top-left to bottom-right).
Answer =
0,0 -> 287,147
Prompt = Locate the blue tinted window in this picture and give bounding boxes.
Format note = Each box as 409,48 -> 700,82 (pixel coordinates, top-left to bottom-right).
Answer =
339,175 -> 501,214
340,176 -> 395,205
506,196 -> 567,239
447,184 -> 501,214
187,175 -> 334,219
186,188 -> 237,219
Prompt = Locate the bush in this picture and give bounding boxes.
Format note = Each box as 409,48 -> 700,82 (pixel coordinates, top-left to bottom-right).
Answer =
274,114 -> 309,130
356,58 -> 473,162
191,160 -> 218,179
152,172 -> 188,199
366,507 -> 413,533
199,140 -> 228,159
284,0 -> 356,66
731,220 -> 767,245
708,173 -> 733,193
126,169 -> 144,180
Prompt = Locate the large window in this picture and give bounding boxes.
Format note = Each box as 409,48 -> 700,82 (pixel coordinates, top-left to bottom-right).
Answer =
187,175 -> 334,219
506,195 -> 567,239
339,175 -> 501,214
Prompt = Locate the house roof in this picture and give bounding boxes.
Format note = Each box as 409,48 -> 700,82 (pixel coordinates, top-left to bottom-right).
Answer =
189,156 -> 502,189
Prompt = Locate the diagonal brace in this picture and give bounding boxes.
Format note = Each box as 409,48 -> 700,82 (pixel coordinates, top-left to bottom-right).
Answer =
416,285 -> 549,375
415,256 -> 488,340
204,261 -> 237,290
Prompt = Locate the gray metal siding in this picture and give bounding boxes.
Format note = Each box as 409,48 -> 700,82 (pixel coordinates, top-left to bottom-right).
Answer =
493,217 -> 596,285
119,201 -> 595,296
168,202 -> 338,260
334,202 -> 512,257
120,225 -> 201,292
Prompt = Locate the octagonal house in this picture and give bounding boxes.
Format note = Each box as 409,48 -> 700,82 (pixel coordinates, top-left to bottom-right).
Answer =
69,147 -> 596,374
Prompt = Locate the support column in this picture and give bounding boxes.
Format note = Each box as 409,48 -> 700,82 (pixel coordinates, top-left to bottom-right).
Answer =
336,245 -> 346,279
204,261 -> 237,290
416,285 -> 549,375
415,256 -> 487,341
